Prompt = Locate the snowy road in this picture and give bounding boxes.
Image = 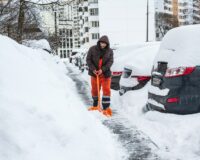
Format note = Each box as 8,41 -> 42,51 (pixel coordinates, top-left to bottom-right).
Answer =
66,65 -> 161,160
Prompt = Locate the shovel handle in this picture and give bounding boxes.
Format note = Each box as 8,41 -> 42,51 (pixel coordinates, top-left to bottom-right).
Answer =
96,75 -> 101,110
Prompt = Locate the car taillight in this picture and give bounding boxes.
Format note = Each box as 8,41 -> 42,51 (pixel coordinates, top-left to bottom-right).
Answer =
112,71 -> 122,76
137,76 -> 151,82
167,97 -> 179,103
165,67 -> 195,78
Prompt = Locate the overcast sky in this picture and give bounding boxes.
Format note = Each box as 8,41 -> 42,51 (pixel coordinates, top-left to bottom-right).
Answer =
99,0 -> 155,46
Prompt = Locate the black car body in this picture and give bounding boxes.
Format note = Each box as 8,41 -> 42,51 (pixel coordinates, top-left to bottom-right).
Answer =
111,71 -> 122,90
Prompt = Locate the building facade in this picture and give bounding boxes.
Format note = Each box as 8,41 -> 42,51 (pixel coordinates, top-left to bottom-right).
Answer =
57,4 -> 74,58
57,0 -> 100,58
155,0 -> 200,40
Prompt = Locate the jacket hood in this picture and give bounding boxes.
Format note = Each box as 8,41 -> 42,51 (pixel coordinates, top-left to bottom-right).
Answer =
97,35 -> 110,48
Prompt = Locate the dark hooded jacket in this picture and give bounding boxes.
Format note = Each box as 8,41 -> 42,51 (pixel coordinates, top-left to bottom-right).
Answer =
86,35 -> 114,78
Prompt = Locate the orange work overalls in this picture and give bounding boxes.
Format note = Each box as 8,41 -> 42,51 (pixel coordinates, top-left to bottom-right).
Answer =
91,58 -> 111,109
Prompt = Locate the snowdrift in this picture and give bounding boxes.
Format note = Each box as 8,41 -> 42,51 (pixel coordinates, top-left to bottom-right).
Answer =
0,35 -> 123,160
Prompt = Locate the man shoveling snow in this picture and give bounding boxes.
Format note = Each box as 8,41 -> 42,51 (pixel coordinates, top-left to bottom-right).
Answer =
87,35 -> 114,117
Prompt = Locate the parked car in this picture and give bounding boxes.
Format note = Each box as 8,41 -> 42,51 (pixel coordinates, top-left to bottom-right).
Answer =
70,48 -> 88,72
119,65 -> 151,95
111,71 -> 123,90
146,25 -> 200,114
111,42 -> 160,93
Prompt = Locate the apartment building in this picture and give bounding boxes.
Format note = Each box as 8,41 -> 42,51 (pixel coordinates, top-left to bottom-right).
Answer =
155,0 -> 200,40
193,0 -> 200,23
76,0 -> 100,49
57,0 -> 100,58
164,0 -> 194,25
56,4 -> 74,58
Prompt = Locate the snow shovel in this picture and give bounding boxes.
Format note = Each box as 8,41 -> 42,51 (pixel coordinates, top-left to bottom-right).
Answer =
96,74 -> 102,112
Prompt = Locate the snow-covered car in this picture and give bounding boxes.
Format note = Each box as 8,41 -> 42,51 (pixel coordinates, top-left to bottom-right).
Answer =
146,25 -> 200,114
70,48 -> 88,72
22,39 -> 53,54
119,65 -> 151,96
111,42 -> 160,93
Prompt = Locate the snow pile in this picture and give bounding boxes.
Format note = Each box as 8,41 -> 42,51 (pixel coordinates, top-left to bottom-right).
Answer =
0,35 -> 124,160
22,39 -> 51,51
112,42 -> 160,75
154,24 -> 200,68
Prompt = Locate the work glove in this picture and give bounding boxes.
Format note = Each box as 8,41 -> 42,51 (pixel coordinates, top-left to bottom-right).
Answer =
93,69 -> 102,76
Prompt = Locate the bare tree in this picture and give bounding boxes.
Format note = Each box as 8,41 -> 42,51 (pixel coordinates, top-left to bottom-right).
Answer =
0,0 -> 42,42
155,12 -> 179,40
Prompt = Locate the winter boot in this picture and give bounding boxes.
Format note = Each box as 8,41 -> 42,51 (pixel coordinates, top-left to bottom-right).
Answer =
102,107 -> 112,117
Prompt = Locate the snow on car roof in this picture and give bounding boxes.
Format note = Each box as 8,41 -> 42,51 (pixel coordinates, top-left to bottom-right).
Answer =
154,24 -> 200,68
112,42 -> 160,76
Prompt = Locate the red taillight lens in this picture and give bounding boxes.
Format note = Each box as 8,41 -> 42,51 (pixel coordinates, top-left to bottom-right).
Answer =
112,71 -> 122,76
165,67 -> 195,78
137,76 -> 151,82
167,97 -> 179,103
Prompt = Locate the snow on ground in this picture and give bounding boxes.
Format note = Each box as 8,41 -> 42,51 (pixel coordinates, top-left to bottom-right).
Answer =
112,85 -> 200,160
0,35 -> 125,160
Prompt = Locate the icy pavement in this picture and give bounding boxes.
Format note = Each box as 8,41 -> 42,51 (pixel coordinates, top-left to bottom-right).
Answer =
66,65 -> 161,160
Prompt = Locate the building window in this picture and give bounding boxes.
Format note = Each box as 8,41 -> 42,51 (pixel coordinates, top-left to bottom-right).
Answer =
86,37 -> 89,42
91,21 -> 99,27
67,50 -> 70,57
84,7 -> 88,12
85,27 -> 89,33
90,8 -> 98,16
63,41 -> 66,48
59,29 -> 62,35
70,30 -> 72,37
60,50 -> 63,58
79,7 -> 83,12
92,33 -> 99,39
89,0 -> 98,3
63,50 -> 66,58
